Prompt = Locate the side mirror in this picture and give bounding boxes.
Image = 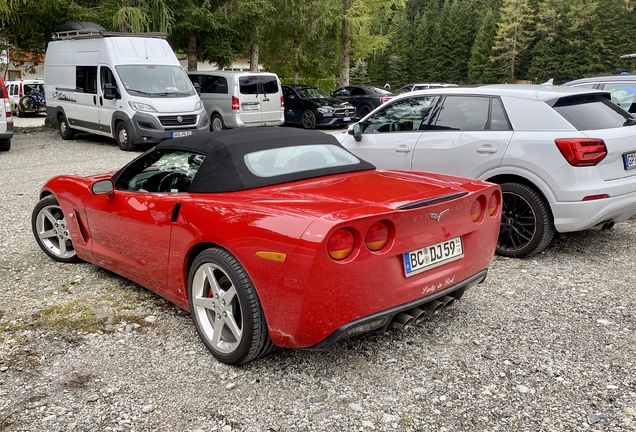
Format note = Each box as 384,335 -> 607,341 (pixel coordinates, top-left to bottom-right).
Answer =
193,82 -> 201,95
92,179 -> 114,195
348,123 -> 362,142
104,84 -> 120,100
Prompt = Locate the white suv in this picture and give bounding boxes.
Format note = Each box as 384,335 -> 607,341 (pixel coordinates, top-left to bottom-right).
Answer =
334,84 -> 636,257
0,77 -> 13,151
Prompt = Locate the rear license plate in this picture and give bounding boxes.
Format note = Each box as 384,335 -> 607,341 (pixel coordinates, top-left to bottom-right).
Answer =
171,131 -> 192,138
242,103 -> 260,111
403,237 -> 464,277
623,151 -> 636,170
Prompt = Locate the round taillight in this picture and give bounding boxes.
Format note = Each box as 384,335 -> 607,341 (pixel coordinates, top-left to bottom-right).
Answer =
471,198 -> 484,222
488,191 -> 500,216
327,228 -> 355,260
365,221 -> 390,252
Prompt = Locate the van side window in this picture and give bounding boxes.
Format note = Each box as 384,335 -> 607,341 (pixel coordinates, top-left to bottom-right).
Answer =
203,76 -> 228,94
100,66 -> 117,92
239,76 -> 259,95
76,66 -> 98,94
262,76 -> 279,94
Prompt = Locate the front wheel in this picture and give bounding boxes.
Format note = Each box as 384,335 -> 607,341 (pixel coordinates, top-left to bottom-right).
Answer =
188,248 -> 274,365
116,122 -> 136,151
301,110 -> 317,129
497,182 -> 555,258
32,195 -> 81,263
59,115 -> 74,140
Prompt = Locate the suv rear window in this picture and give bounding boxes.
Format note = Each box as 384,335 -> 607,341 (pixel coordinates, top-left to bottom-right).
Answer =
240,76 -> 259,95
262,76 -> 279,94
552,94 -> 631,130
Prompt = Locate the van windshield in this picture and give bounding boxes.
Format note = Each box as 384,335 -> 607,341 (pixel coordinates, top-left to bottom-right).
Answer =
116,65 -> 195,96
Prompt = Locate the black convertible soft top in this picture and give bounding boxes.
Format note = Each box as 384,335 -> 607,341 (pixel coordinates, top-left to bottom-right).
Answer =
120,128 -> 375,193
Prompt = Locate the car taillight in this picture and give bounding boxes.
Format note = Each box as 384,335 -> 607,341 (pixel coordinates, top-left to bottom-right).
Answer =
380,97 -> 391,103
582,194 -> 609,201
0,80 -> 10,118
487,191 -> 500,216
365,221 -> 389,252
471,198 -> 485,222
327,228 -> 355,261
231,95 -> 239,111
555,139 -> 607,166
280,94 -> 284,109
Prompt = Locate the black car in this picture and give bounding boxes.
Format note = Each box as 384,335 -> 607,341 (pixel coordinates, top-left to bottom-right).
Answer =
330,85 -> 395,118
282,84 -> 356,129
562,75 -> 636,113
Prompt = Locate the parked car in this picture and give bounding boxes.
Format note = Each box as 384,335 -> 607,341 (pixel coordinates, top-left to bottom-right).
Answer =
330,85 -> 394,118
396,83 -> 458,94
6,79 -> 45,116
562,75 -> 636,113
281,84 -> 356,129
0,76 -> 13,151
32,127 -> 501,364
45,22 -> 208,151
188,71 -> 284,131
333,84 -> 636,258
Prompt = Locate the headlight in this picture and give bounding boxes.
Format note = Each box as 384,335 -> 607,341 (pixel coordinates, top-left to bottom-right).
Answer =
128,101 -> 157,112
317,107 -> 334,114
195,101 -> 203,110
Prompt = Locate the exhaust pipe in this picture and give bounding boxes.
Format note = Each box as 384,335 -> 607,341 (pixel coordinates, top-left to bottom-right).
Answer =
439,295 -> 456,309
421,300 -> 444,316
391,313 -> 414,330
405,307 -> 427,325
602,221 -> 615,231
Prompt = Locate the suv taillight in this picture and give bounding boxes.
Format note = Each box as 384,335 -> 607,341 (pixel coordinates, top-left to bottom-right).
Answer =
231,95 -> 239,111
555,139 -> 607,166
0,80 -> 11,118
280,94 -> 284,109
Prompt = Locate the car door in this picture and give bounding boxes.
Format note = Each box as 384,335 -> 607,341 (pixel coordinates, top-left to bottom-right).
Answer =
412,95 -> 513,178
338,95 -> 437,170
84,149 -> 205,290
283,86 -> 301,124
98,65 -> 119,136
74,64 -> 102,133
238,75 -> 263,125
260,75 -> 282,123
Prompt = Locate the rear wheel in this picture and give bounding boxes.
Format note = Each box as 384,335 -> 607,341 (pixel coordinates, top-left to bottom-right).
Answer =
0,139 -> 10,151
210,114 -> 225,131
188,248 -> 274,365
59,115 -> 74,140
32,195 -> 81,263
301,110 -> 316,129
497,182 -> 555,258
357,105 -> 372,118
116,122 -> 136,151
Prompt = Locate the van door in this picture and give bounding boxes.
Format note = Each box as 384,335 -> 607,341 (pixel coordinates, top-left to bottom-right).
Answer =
98,65 -> 119,136
260,75 -> 281,123
75,65 -> 101,133
238,75 -> 262,125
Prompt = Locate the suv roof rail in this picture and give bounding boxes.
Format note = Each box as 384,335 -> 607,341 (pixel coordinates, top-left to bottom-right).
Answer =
52,22 -> 167,40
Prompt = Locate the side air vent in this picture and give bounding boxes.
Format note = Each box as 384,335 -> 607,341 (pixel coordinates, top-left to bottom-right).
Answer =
397,192 -> 468,210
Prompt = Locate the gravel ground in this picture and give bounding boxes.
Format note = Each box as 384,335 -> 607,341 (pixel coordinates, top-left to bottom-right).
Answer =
1,125 -> 636,432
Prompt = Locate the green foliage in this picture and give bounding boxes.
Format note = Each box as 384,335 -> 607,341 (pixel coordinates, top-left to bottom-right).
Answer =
280,77 -> 338,92
492,0 -> 535,80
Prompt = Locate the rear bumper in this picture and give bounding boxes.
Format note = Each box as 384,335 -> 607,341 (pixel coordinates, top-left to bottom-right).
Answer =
306,270 -> 488,350
0,123 -> 14,139
552,190 -> 636,232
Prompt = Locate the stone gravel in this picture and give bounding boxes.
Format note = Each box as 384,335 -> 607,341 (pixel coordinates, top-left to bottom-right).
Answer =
1,124 -> 636,431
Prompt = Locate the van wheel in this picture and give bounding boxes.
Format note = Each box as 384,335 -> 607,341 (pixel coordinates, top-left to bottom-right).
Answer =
0,139 -> 10,151
116,122 -> 137,151
210,114 -> 225,132
301,110 -> 316,129
59,115 -> 74,140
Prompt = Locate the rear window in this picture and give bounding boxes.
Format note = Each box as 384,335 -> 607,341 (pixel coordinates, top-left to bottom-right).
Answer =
552,94 -> 631,130
240,76 -> 259,95
262,76 -> 279,94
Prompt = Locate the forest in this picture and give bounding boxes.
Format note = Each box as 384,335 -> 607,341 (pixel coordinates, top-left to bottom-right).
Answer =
2,0 -> 636,88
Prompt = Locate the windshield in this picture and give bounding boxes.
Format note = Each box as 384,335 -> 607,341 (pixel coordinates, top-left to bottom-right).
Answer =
116,65 -> 195,96
296,87 -> 331,99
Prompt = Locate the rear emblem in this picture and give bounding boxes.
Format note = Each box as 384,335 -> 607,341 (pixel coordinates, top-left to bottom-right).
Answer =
430,209 -> 449,222
177,116 -> 183,123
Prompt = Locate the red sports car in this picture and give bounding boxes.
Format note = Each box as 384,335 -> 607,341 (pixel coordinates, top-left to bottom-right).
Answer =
32,128 -> 501,365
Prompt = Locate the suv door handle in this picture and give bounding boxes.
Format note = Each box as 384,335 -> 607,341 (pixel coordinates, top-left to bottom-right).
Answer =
395,146 -> 412,154
263,98 -> 270,102
477,146 -> 498,154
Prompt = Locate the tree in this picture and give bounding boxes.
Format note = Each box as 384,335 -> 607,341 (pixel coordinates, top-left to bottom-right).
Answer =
491,0 -> 535,80
468,8 -> 505,83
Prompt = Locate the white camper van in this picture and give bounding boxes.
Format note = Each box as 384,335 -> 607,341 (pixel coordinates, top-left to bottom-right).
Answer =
45,22 -> 208,151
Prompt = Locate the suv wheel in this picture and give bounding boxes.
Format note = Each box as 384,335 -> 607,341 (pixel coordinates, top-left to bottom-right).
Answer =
497,182 -> 555,258
0,139 -> 10,151
301,110 -> 316,129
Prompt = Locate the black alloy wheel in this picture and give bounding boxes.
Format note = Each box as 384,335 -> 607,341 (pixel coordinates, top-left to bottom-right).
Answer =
301,110 -> 317,129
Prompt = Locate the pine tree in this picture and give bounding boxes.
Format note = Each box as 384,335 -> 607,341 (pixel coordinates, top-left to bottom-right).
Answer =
492,0 -> 535,80
468,8 -> 504,83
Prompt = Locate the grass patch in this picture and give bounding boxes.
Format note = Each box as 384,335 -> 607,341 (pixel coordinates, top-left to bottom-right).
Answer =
39,300 -> 104,333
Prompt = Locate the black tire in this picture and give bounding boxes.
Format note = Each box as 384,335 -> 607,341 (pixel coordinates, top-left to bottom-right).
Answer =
0,139 -> 10,152
301,110 -> 317,129
19,96 -> 34,112
357,105 -> 372,118
59,115 -> 74,140
210,114 -> 226,132
14,104 -> 21,117
188,247 -> 274,365
497,182 -> 555,258
32,195 -> 81,263
115,122 -> 136,151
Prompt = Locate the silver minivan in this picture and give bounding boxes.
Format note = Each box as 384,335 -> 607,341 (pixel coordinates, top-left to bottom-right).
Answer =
188,71 -> 284,131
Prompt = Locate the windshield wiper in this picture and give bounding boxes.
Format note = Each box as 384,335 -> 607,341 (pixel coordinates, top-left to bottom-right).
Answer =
624,117 -> 636,126
127,89 -> 153,95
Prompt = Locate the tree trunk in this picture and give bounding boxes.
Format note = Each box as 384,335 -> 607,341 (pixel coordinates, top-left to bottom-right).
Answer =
250,26 -> 260,72
338,1 -> 353,87
293,30 -> 299,83
187,35 -> 197,71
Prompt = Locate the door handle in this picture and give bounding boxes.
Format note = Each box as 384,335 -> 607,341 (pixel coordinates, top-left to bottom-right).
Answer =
263,98 -> 270,102
477,146 -> 498,154
99,96 -> 103,106
395,146 -> 412,154
93,95 -> 97,105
